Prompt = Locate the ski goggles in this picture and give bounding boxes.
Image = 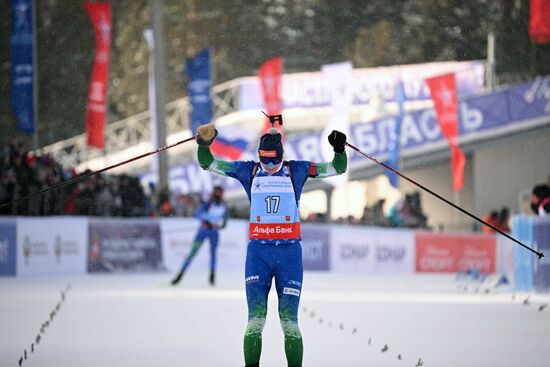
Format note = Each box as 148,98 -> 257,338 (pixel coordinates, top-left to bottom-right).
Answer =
259,156 -> 282,165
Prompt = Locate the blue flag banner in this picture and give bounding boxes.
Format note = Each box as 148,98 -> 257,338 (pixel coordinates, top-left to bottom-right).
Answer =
186,48 -> 212,135
386,81 -> 405,187
10,0 -> 35,134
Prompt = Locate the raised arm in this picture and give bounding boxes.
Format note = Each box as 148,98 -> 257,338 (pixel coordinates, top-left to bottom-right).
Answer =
195,123 -> 256,191
313,130 -> 347,178
196,124 -> 240,177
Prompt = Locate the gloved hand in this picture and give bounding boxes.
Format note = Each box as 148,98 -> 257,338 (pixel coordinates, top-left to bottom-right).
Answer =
196,123 -> 218,146
328,130 -> 347,153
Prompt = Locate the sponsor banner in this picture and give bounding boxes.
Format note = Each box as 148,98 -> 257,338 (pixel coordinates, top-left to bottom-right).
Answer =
161,218 -> 247,273
330,226 -> 415,273
88,219 -> 162,273
300,224 -> 330,271
17,218 -> 88,275
415,232 -> 496,273
512,215 -> 535,291
533,217 -> 550,292
0,219 -> 17,276
141,77 -> 550,197
249,222 -> 300,240
240,60 -> 485,110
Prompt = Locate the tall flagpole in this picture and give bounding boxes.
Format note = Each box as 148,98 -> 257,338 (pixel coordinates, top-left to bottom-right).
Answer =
31,0 -> 39,149
150,0 -> 169,192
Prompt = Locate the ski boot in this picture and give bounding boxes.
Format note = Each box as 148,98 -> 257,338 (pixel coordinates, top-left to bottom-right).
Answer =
209,269 -> 215,286
171,269 -> 184,285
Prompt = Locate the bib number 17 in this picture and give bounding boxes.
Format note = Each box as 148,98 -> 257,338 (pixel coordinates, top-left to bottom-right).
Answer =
265,196 -> 280,213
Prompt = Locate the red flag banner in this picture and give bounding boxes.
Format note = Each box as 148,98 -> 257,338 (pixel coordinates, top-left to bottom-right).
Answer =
258,57 -> 283,136
426,73 -> 465,192
84,2 -> 111,149
530,0 -> 550,44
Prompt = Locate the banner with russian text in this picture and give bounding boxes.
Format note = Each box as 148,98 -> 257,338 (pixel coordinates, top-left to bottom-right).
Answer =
186,48 -> 212,135
88,219 -> 162,273
84,2 -> 111,149
426,73 -> 465,192
10,0 -> 35,134
140,77 -> 550,198
330,226 -> 415,273
258,57 -> 283,135
415,232 -> 496,273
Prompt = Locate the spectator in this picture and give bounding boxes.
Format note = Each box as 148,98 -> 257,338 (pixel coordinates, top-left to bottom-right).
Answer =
482,210 -> 500,233
361,199 -> 391,227
157,186 -> 174,216
531,184 -> 550,216
95,175 -> 113,216
497,207 -> 511,233
388,198 -> 406,227
63,169 -> 79,215
407,192 -> 428,228
173,194 -> 190,216
76,177 -> 96,216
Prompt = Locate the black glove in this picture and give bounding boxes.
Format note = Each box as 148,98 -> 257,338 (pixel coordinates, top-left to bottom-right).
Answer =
196,123 -> 218,146
328,130 -> 346,153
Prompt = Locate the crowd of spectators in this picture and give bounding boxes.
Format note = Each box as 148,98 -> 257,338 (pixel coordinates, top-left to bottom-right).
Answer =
3,139 -> 548,225
0,140 -> 201,218
303,191 -> 429,229
361,192 -> 428,229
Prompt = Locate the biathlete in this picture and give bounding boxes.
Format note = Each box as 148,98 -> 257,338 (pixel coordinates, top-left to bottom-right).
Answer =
194,120 -> 347,367
171,185 -> 228,286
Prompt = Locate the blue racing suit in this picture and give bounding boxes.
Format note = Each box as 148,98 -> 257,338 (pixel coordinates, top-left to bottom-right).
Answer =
198,148 -> 346,367
180,200 -> 228,273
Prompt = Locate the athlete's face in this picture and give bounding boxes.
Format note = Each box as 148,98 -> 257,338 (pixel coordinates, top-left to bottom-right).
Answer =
259,156 -> 283,174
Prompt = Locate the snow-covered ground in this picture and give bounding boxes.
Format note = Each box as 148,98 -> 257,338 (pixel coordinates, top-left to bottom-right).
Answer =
1,272 -> 549,367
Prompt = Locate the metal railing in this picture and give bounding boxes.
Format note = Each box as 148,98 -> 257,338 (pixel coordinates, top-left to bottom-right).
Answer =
36,78 -> 242,169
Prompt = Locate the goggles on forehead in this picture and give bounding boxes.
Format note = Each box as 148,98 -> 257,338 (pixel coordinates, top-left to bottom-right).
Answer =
259,156 -> 281,165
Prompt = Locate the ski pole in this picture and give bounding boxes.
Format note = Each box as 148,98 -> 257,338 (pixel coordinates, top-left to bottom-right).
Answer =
345,142 -> 544,259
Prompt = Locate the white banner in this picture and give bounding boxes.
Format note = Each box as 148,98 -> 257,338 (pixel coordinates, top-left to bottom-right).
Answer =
17,217 -> 88,275
320,61 -> 353,187
330,226 -> 415,273
239,60 -> 486,110
161,218 -> 248,273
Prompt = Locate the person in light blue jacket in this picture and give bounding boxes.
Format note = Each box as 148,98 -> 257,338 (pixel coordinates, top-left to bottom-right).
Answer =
170,185 -> 228,286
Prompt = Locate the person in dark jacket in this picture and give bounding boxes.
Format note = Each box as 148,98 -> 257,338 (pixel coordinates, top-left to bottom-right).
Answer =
531,184 -> 550,216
